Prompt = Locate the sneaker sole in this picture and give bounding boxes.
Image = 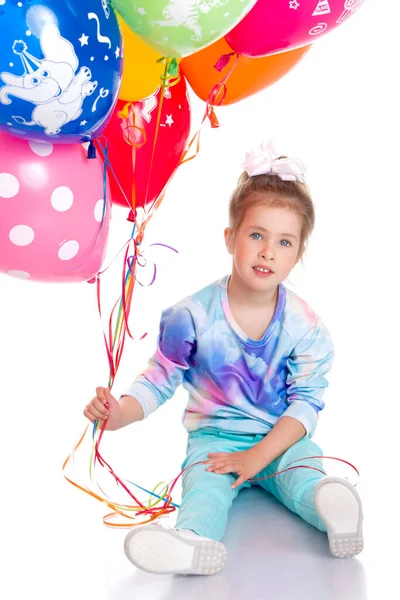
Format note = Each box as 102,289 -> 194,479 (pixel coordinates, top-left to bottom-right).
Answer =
314,476 -> 363,558
124,525 -> 227,575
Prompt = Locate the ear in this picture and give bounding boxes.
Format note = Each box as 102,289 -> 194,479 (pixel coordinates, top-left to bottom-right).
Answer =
41,24 -> 78,71
224,227 -> 234,255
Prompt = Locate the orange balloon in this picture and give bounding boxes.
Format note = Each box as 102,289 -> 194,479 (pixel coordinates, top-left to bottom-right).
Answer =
181,38 -> 310,106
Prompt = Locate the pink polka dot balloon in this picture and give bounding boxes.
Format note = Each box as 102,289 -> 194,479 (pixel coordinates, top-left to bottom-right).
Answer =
0,133 -> 111,282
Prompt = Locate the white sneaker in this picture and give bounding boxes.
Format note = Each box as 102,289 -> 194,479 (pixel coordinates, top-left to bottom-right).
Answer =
124,524 -> 228,575
314,476 -> 364,558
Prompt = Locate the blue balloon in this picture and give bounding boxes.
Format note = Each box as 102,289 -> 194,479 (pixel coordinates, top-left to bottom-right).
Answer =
0,0 -> 122,143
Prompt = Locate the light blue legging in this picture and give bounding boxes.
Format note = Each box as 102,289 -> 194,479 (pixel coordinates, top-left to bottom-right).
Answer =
175,428 -> 327,541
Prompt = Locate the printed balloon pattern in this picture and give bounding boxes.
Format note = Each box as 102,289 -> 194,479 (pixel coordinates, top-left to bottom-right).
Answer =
112,0 -> 258,58
226,0 -> 366,57
0,0 -> 122,143
0,133 -> 111,282
0,0 -> 366,289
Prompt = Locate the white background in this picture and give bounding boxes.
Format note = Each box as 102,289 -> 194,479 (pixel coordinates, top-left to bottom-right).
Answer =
0,1 -> 398,598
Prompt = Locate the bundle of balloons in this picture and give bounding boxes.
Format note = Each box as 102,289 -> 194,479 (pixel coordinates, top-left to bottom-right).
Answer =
0,0 -> 365,525
0,0 -> 365,284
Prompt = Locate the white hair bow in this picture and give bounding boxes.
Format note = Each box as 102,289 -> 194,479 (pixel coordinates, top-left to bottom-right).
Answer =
241,140 -> 306,183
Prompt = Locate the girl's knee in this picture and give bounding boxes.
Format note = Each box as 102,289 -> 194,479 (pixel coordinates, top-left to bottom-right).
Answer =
183,467 -> 236,502
278,437 -> 323,471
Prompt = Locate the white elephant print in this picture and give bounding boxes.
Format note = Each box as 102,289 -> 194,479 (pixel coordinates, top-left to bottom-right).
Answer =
0,24 -> 98,136
150,0 -> 229,42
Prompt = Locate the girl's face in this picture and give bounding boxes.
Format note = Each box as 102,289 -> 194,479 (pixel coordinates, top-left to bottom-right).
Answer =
225,202 -> 303,295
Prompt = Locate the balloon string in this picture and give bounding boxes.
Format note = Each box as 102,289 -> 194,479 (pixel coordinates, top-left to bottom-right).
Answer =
142,58 -> 179,222
114,58 -> 178,219
107,59 -> 180,244
64,420 -> 360,528
207,50 -> 240,107
93,237 -> 136,388
113,55 -> 235,242
110,111 -> 163,373
100,55 -> 240,371
62,141 -> 110,273
118,102 -> 148,149
109,238 -> 176,376
95,136 -> 133,212
111,240 -> 139,387
65,57 -> 245,526
118,102 -> 147,213
96,54 -> 231,228
92,233 -> 178,389
94,52 -> 236,223
114,103 -> 146,356
177,53 -> 240,169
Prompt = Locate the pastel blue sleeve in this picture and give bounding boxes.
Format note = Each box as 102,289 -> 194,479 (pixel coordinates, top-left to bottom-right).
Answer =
123,306 -> 196,418
283,319 -> 334,435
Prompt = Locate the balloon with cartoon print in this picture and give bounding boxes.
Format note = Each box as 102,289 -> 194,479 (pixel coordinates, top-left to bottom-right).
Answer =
113,0 -> 258,58
226,0 -> 366,57
0,0 -> 122,143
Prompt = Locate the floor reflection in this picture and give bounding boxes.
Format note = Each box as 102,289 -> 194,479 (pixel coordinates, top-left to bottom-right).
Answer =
106,487 -> 368,600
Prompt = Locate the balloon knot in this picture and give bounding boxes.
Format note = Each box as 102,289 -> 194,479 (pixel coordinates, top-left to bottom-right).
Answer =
87,140 -> 97,159
127,209 -> 136,223
118,102 -> 131,120
168,58 -> 179,77
214,52 -> 235,72
208,107 -> 220,128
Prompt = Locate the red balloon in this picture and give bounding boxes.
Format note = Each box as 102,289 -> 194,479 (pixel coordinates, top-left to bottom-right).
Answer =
226,0 -> 366,57
102,77 -> 191,209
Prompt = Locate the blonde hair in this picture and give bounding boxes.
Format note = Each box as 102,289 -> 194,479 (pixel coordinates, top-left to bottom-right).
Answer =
229,170 -> 315,258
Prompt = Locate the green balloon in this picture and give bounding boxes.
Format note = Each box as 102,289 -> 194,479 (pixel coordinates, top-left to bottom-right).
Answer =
113,0 -> 258,58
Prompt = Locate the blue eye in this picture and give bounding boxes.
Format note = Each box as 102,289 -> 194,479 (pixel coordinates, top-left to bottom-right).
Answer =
42,71 -> 49,78
280,239 -> 291,247
251,233 -> 262,240
32,77 -> 39,85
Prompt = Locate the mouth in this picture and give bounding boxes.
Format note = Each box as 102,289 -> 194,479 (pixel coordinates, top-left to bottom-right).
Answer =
253,265 -> 274,277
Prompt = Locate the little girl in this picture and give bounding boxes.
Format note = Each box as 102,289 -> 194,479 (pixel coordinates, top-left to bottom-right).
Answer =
84,141 -> 364,576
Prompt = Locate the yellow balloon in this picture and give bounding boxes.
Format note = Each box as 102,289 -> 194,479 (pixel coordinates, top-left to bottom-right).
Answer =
119,19 -> 165,102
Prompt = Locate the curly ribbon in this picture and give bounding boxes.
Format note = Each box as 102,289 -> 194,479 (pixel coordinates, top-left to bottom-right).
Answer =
65,60 -> 194,523
115,58 -> 181,223
110,53 -> 240,225
208,51 -> 240,107
63,415 -> 360,528
93,58 -> 181,386
95,235 -> 173,388
175,51 -> 240,170
95,53 -> 239,225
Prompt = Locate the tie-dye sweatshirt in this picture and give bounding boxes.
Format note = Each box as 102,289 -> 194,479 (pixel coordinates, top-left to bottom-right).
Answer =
123,276 -> 334,436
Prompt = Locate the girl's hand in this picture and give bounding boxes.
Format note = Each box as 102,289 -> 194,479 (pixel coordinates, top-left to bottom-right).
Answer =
205,448 -> 267,489
83,387 -> 121,431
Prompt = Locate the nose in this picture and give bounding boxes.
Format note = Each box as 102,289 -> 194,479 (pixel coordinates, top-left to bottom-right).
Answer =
259,242 -> 275,261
